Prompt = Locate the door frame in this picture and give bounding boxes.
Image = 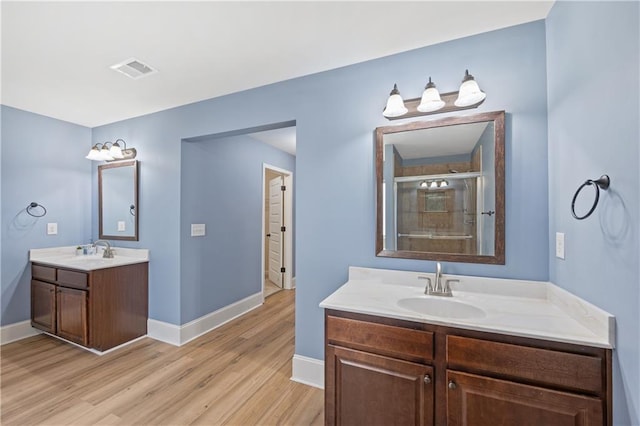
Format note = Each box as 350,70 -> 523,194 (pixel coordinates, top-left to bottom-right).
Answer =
261,163 -> 294,299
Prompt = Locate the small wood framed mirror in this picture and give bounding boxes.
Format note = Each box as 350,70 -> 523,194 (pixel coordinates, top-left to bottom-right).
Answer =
98,160 -> 139,241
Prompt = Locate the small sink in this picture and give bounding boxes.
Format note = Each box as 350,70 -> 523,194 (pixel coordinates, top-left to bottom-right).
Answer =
397,297 -> 486,319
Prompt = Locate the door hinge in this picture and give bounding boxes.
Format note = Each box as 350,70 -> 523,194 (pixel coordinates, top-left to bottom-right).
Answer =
281,226 -> 286,232
280,267 -> 286,273
281,185 -> 286,191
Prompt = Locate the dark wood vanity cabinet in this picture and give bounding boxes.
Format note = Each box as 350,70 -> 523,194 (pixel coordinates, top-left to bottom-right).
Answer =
31,280 -> 56,334
31,262 -> 148,351
325,310 -> 611,426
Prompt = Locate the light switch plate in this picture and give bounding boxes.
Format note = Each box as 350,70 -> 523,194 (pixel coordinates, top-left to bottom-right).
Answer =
191,224 -> 206,237
47,223 -> 58,235
555,232 -> 565,259
117,221 -> 126,231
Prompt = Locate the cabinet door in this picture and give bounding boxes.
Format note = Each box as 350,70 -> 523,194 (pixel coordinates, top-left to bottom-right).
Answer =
447,370 -> 603,426
56,287 -> 88,346
31,280 -> 56,333
326,345 -> 434,426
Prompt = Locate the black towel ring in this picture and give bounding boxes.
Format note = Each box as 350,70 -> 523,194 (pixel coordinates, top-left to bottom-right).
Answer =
26,202 -> 47,218
130,204 -> 136,216
571,175 -> 610,220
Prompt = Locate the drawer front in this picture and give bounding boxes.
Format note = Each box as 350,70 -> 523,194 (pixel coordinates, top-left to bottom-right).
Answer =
446,335 -> 603,394
57,269 -> 88,289
327,315 -> 433,363
32,264 -> 56,282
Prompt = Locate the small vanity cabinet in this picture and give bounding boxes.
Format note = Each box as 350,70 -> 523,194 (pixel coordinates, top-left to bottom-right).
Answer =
325,310 -> 611,426
31,261 -> 148,351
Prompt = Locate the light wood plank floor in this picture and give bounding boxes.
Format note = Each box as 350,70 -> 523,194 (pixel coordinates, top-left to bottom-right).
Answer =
0,290 -> 324,425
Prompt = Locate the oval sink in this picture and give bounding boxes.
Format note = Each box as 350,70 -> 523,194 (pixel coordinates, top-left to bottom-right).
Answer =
397,297 -> 486,319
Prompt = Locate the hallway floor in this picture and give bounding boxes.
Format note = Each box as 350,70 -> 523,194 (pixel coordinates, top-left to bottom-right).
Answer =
264,279 -> 283,298
0,290 -> 323,425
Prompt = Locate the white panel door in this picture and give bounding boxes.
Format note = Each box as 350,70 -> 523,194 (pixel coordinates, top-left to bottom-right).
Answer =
268,176 -> 284,287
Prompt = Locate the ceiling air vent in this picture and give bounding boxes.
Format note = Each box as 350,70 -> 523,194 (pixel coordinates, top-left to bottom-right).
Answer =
110,58 -> 157,80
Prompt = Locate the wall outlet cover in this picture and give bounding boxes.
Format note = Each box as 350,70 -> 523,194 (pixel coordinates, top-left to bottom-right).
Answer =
47,223 -> 58,235
555,232 -> 565,259
118,221 -> 126,231
191,224 -> 206,237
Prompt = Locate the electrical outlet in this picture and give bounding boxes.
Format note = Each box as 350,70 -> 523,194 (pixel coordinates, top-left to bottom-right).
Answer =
117,221 -> 126,231
555,232 -> 565,259
47,223 -> 58,235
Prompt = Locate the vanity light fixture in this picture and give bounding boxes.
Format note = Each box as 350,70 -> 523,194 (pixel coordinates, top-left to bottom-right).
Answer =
382,84 -> 408,118
383,69 -> 486,120
86,139 -> 137,162
420,179 -> 449,190
455,69 -> 487,107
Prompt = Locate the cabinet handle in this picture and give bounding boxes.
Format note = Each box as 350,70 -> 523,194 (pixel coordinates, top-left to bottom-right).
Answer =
448,380 -> 457,390
423,374 -> 431,384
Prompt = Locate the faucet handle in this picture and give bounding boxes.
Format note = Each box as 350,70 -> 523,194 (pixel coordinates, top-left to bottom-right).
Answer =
418,276 -> 433,294
442,279 -> 459,296
445,279 -> 460,287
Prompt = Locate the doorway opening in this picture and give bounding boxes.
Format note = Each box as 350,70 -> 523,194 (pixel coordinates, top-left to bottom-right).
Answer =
262,164 -> 293,299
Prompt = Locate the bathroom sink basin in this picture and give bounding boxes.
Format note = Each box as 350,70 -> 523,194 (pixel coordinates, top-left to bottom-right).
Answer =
397,297 -> 486,319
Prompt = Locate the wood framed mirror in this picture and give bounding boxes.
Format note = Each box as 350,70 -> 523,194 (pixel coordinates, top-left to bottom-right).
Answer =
98,160 -> 139,241
376,111 -> 505,264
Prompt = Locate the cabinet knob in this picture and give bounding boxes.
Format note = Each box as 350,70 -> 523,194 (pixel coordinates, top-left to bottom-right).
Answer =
423,374 -> 431,384
448,380 -> 457,390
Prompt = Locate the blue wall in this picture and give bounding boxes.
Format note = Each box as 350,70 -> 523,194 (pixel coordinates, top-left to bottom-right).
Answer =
90,21 -> 549,350
180,133 -> 295,323
546,2 -> 639,424
1,106 -> 91,325
2,7 -> 637,422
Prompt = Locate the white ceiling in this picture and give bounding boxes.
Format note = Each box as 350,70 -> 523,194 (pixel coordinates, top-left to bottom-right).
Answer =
250,126 -> 297,156
386,121 -> 490,159
1,1 -> 553,128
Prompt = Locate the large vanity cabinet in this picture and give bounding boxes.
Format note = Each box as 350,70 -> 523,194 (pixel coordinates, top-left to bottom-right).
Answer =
325,310 -> 611,426
31,261 -> 148,351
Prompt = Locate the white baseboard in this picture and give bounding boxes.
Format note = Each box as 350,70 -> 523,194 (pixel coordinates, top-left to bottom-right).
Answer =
147,319 -> 182,346
291,277 -> 296,289
1,320 -> 42,345
291,354 -> 324,389
3,292 -> 263,348
147,291 -> 263,346
180,292 -> 263,345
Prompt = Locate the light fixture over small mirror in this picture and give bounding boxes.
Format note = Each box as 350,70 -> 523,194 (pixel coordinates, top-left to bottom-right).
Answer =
383,69 -> 486,120
86,139 -> 137,162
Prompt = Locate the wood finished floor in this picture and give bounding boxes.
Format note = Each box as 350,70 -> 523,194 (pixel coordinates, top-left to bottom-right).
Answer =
0,290 -> 324,425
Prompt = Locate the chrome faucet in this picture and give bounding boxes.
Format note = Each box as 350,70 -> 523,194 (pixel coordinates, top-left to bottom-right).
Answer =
424,262 -> 453,297
94,240 -> 114,258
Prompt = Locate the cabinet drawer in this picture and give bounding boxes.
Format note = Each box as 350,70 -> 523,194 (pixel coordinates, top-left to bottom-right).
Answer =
32,264 -> 56,282
57,269 -> 88,289
446,335 -> 603,394
327,315 -> 433,363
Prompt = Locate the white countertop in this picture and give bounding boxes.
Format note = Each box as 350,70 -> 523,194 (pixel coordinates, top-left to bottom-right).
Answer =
320,266 -> 615,349
30,246 -> 149,271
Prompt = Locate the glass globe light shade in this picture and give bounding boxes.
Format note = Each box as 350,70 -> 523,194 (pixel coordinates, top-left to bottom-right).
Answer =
383,84 -> 408,118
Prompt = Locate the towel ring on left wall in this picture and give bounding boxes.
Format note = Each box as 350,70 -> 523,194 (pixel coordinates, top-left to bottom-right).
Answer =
571,175 -> 610,220
26,202 -> 47,218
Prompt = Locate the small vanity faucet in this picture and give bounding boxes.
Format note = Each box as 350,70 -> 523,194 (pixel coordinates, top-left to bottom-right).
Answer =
94,240 -> 114,258
422,262 -> 454,297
